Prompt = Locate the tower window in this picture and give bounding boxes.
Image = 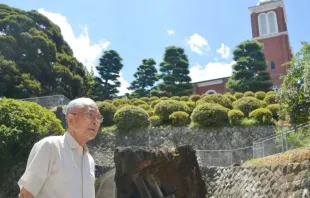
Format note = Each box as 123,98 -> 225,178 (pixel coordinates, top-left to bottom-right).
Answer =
258,11 -> 278,36
271,61 -> 276,70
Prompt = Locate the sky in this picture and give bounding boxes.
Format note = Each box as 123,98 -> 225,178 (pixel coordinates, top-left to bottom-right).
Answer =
2,0 -> 310,96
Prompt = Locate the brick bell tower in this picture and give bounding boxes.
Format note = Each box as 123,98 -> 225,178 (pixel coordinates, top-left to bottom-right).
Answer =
249,0 -> 293,90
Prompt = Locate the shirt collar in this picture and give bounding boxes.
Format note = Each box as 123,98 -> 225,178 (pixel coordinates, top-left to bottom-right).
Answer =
64,132 -> 89,154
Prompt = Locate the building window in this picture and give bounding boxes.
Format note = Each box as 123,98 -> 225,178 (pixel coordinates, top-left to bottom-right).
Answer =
258,11 -> 278,36
271,61 -> 276,70
206,90 -> 216,94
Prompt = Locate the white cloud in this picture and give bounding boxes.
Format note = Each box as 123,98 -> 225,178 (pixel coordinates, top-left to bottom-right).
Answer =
216,43 -> 231,59
38,8 -> 130,96
167,29 -> 175,36
187,33 -> 210,55
189,61 -> 235,83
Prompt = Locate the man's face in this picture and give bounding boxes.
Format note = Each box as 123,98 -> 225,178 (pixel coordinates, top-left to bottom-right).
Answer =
69,103 -> 101,141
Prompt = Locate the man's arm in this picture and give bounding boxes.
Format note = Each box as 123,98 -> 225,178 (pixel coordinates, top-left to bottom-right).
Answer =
17,138 -> 54,197
19,187 -> 34,198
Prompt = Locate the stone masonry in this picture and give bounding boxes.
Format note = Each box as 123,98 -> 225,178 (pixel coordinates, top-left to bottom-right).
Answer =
200,160 -> 310,198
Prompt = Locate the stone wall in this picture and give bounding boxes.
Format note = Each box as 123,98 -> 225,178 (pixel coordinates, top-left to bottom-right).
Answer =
201,160 -> 310,198
88,126 -> 278,166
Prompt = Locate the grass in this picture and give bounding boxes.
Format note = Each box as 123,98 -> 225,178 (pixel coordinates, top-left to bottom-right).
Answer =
242,147 -> 310,167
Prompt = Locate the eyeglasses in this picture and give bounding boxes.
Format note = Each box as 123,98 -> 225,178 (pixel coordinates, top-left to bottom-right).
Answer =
71,110 -> 103,123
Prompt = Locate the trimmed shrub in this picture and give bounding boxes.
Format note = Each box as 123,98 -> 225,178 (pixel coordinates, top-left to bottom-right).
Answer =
149,115 -> 161,127
232,97 -> 264,117
189,94 -> 201,102
190,103 -> 229,127
169,111 -> 189,127
0,99 -> 64,189
266,104 -> 280,120
198,93 -> 232,109
160,97 -> 169,100
112,99 -> 129,107
140,97 -> 150,103
244,91 -> 255,97
114,105 -> 149,133
249,108 -> 273,125
228,109 -> 244,125
151,99 -> 162,108
255,91 -> 266,100
138,104 -> 152,111
150,96 -> 159,102
266,91 -> 276,96
170,96 -> 180,101
264,94 -> 277,105
182,101 -> 196,114
154,100 -> 190,121
180,96 -> 189,101
225,94 -> 237,103
104,99 -> 112,103
147,110 -> 155,117
234,92 -> 244,99
97,101 -> 117,126
132,99 -> 147,106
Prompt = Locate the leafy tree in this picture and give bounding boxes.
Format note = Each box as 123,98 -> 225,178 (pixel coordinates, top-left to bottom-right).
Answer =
0,4 -> 93,99
91,50 -> 123,100
157,46 -> 192,96
226,40 -> 273,92
278,41 -> 310,125
128,58 -> 158,97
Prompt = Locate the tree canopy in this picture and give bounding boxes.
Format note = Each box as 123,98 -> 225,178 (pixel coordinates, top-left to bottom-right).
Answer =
226,40 -> 273,93
0,4 -> 92,99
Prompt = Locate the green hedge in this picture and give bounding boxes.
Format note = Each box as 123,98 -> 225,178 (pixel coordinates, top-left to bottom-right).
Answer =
0,99 -> 64,193
228,109 -> 244,125
97,101 -> 117,126
198,93 -> 232,109
169,111 -> 189,126
232,97 -> 265,117
249,108 -> 273,125
154,100 -> 190,121
114,105 -> 149,133
255,91 -> 266,100
191,103 -> 229,127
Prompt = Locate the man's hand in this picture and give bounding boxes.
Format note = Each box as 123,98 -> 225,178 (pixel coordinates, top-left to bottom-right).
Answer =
19,187 -> 34,198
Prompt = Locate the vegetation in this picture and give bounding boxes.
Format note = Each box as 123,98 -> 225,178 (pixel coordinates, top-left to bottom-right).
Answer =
226,40 -> 273,93
0,4 -> 93,99
0,99 -> 64,196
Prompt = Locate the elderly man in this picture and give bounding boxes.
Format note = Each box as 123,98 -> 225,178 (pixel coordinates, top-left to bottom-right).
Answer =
18,97 -> 102,198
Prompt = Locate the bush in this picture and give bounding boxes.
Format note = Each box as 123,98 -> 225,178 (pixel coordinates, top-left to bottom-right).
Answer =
182,101 -> 196,114
255,91 -> 266,100
112,99 -> 129,107
244,91 -> 255,97
0,99 -> 64,190
232,97 -> 265,117
97,102 -> 117,126
160,97 -> 169,100
180,96 -> 189,101
190,103 -> 229,127
189,94 -> 201,102
169,111 -> 189,127
228,109 -> 244,125
170,96 -> 180,101
198,93 -> 232,109
151,99 -> 162,108
266,104 -> 280,120
138,104 -> 152,111
147,110 -> 155,117
114,105 -> 149,133
234,92 -> 244,99
149,115 -> 161,127
150,96 -> 159,102
154,100 -> 190,121
264,94 -> 277,105
132,99 -> 147,106
225,94 -> 237,103
104,99 -> 112,103
266,91 -> 276,96
140,97 -> 150,103
249,108 -> 273,125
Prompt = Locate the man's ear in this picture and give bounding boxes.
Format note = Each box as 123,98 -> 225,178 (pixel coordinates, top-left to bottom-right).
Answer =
67,114 -> 75,126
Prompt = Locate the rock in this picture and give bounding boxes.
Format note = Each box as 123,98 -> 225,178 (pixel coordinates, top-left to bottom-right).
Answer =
113,145 -> 207,198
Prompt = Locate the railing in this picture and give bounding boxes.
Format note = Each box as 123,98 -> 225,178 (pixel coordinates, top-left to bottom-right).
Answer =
18,95 -> 71,109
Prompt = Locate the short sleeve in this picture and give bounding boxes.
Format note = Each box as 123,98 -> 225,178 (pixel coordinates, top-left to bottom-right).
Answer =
18,138 -> 54,197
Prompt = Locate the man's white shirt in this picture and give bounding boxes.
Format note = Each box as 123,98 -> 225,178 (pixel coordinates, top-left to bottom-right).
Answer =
18,132 -> 96,198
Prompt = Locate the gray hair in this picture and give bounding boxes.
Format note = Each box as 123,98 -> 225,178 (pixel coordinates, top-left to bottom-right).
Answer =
66,97 -> 96,118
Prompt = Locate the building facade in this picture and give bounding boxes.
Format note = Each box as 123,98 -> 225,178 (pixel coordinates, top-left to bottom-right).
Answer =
192,0 -> 293,95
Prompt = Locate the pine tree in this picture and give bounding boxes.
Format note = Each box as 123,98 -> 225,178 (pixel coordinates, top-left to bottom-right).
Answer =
226,40 -> 273,92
